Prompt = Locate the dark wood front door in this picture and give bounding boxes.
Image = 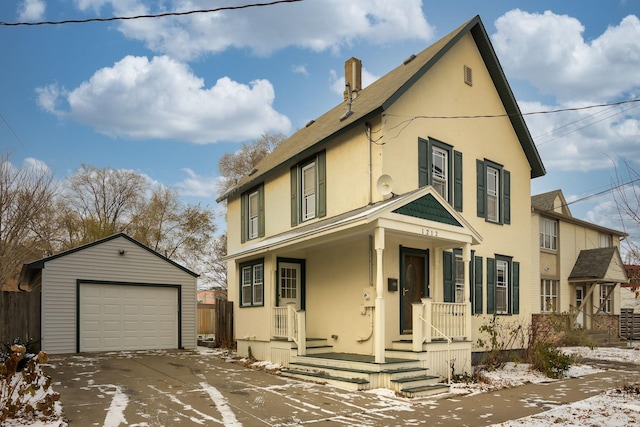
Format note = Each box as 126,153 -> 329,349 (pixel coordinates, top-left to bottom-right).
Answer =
400,248 -> 429,334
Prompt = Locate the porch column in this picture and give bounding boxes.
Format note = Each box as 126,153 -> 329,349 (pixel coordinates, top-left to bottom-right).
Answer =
374,226 -> 386,363
464,243 -> 472,340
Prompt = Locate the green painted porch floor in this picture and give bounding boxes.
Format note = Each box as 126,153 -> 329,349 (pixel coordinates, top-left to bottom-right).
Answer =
305,352 -> 412,364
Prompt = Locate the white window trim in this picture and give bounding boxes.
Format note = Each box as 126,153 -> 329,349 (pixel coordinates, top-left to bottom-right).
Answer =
301,162 -> 316,221
248,190 -> 259,240
496,259 -> 508,314
486,166 -> 499,222
240,260 -> 264,307
454,252 -> 464,303
599,284 -> 613,314
432,146 -> 448,201
541,279 -> 558,312
540,218 -> 558,250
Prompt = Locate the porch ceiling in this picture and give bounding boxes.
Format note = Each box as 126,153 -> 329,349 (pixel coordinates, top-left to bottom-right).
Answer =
227,186 -> 482,261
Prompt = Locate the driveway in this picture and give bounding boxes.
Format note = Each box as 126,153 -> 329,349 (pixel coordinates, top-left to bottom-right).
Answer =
46,348 -> 639,426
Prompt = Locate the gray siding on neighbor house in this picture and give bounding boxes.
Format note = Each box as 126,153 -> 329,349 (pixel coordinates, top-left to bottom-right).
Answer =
41,236 -> 197,354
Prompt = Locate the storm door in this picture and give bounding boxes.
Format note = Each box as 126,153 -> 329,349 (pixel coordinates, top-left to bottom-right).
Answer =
278,261 -> 303,310
400,248 -> 429,334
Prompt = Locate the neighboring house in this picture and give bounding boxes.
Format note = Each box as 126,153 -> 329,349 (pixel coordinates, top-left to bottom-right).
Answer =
197,288 -> 226,304
217,16 -> 546,394
622,265 -> 640,311
18,233 -> 199,354
531,190 -> 627,333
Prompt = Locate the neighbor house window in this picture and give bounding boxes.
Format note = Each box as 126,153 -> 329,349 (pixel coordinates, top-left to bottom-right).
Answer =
599,233 -> 612,248
599,284 -> 613,313
476,159 -> 511,224
541,279 -> 558,312
487,255 -> 519,315
540,218 -> 558,250
241,185 -> 264,243
240,259 -> 264,307
418,137 -> 463,211
291,151 -> 326,226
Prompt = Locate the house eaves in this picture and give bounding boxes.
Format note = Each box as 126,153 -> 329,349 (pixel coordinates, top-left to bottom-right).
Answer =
225,186 -> 482,261
22,233 -> 199,278
568,246 -> 628,283
533,208 -> 628,238
217,15 -> 545,203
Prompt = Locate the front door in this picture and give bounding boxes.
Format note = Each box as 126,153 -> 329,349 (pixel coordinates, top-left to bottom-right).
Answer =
278,261 -> 302,309
575,286 -> 585,328
400,248 -> 429,334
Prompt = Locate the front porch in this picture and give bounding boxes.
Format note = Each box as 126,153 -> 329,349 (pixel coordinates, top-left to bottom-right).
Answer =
269,299 -> 472,395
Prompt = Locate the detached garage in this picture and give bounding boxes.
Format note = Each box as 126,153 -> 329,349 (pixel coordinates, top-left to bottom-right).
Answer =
19,233 -> 198,354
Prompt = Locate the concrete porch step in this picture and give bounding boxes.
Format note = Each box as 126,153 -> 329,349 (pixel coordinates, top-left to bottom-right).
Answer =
399,383 -> 451,398
281,368 -> 370,391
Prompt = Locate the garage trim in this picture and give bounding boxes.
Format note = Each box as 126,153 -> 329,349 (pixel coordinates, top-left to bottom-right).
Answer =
75,279 -> 182,353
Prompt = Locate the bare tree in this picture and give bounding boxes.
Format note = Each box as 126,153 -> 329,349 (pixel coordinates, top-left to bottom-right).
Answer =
0,153 -> 56,289
611,158 -> 640,265
217,132 -> 286,195
62,164 -> 147,243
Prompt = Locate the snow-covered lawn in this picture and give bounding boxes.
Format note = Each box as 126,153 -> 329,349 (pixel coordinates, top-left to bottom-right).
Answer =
3,344 -> 639,426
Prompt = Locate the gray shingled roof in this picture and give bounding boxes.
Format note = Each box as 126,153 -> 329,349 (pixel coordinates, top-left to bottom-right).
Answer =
569,247 -> 621,281
217,15 -> 545,203
531,190 -> 563,212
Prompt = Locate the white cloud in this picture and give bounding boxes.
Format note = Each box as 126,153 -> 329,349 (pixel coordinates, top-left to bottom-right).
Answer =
174,168 -> 221,198
17,0 -> 46,22
36,55 -> 291,144
77,0 -> 433,61
291,65 -> 309,76
493,10 -> 640,103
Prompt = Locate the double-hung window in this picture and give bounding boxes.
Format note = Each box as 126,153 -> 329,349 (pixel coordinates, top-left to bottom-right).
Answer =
541,279 -> 558,312
599,284 -> 613,313
477,159 -> 510,224
291,151 -> 326,226
454,251 -> 465,303
443,248 -> 465,303
418,137 -> 463,211
487,255 -> 519,315
240,185 -> 264,242
540,218 -> 558,250
599,233 -> 612,248
240,259 -> 264,307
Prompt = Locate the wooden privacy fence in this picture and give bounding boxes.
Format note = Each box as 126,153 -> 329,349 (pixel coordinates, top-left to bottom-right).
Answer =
0,291 -> 41,349
621,308 -> 640,340
197,304 -> 216,336
215,299 -> 234,349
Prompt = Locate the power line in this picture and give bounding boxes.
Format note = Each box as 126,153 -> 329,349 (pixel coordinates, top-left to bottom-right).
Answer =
542,175 -> 640,213
0,0 -> 303,26
0,112 -> 24,146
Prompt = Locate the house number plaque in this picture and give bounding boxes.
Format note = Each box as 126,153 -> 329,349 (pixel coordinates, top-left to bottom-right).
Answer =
421,228 -> 438,237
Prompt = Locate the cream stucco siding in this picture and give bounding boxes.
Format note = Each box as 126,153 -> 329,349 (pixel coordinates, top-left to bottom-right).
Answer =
41,236 -> 197,354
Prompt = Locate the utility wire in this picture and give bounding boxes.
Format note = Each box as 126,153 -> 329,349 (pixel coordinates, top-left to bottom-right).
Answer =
541,176 -> 640,213
0,112 -> 24,146
0,0 -> 303,26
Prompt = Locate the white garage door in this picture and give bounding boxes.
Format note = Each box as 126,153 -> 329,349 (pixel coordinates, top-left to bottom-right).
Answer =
79,283 -> 178,352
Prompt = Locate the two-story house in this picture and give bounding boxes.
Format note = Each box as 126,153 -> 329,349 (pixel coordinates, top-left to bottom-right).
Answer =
218,16 -> 546,395
531,189 -> 627,340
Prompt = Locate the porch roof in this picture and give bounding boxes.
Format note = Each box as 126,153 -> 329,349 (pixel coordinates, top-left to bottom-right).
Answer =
568,247 -> 628,284
227,186 -> 482,261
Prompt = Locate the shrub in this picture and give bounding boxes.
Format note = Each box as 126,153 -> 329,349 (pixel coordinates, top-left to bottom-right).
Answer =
0,343 -> 61,423
529,342 -> 572,379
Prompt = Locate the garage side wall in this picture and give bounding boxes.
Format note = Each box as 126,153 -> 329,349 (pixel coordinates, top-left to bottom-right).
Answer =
41,237 -> 197,354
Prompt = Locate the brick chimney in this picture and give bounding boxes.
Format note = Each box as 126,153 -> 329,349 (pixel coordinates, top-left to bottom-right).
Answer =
344,57 -> 362,101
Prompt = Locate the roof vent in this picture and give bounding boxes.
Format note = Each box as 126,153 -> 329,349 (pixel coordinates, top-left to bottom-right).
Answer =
403,54 -> 416,65
464,65 -> 472,86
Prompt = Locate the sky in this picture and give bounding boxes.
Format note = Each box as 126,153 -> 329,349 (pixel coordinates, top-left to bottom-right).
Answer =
2,0 -> 640,255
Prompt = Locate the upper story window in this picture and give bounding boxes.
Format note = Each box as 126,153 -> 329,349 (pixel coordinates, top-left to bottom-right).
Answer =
418,137 -> 462,211
291,151 -> 326,226
599,233 -> 612,248
477,159 -> 511,225
540,217 -> 558,250
240,259 -> 264,307
241,185 -> 264,243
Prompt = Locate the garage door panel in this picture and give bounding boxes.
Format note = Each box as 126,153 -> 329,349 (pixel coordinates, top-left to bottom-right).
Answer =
80,284 -> 178,352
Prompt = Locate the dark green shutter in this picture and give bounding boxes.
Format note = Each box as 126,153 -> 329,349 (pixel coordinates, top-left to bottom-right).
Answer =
512,261 -> 520,314
469,250 -> 475,307
290,167 -> 298,227
443,251 -> 454,303
476,160 -> 485,218
258,185 -> 265,237
503,170 -> 511,225
317,151 -> 326,218
454,150 -> 463,211
486,257 -> 495,314
474,256 -> 483,314
418,138 -> 428,187
240,193 -> 247,243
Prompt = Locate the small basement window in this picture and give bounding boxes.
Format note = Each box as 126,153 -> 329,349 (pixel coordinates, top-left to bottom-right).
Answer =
464,65 -> 472,86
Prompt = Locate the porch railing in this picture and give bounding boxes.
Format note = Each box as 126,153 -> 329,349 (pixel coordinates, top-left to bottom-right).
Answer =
412,299 -> 469,348
272,304 -> 306,355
